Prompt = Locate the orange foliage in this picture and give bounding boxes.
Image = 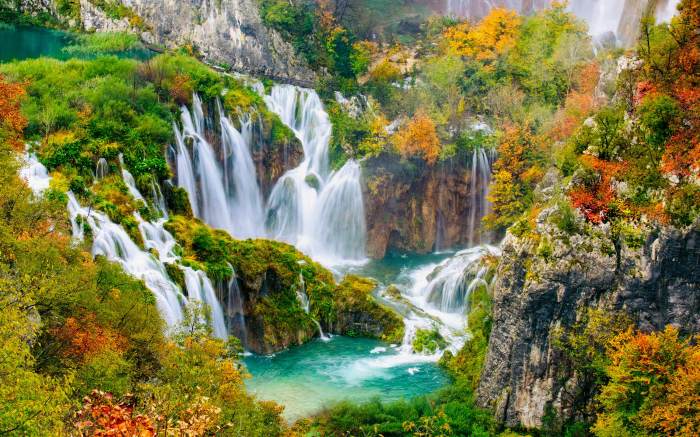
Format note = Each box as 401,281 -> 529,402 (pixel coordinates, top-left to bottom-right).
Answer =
74,390 -> 155,437
598,326 -> 700,436
169,74 -> 193,106
53,314 -> 128,362
444,8 -> 521,63
549,62 -> 600,141
392,110 -> 441,164
0,75 -> 28,150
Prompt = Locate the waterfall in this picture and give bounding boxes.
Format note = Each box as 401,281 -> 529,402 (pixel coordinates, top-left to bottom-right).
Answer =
226,268 -> 248,348
183,267 -> 228,339
41,153 -> 229,338
218,102 -> 266,238
655,0 -> 681,23
295,272 -> 329,340
424,249 -> 491,313
173,121 -> 199,217
262,84 -> 367,265
119,154 -> 144,201
67,192 -> 185,327
180,99 -> 234,232
467,148 -> 496,246
171,86 -> 367,266
20,154 -> 51,193
95,158 -> 109,180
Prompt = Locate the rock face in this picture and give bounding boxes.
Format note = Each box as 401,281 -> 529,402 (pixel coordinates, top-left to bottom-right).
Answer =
362,152 -> 493,258
476,208 -> 700,428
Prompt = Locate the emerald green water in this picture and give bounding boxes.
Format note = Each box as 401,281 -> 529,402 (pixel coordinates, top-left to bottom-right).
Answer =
244,336 -> 449,421
0,24 -> 153,62
0,25 -> 74,62
244,253 -> 460,421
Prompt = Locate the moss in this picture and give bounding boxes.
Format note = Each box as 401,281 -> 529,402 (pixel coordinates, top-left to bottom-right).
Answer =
332,275 -> 405,344
413,328 -> 447,354
164,263 -> 185,291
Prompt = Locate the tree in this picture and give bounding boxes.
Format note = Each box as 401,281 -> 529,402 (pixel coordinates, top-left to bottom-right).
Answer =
0,75 -> 27,150
391,110 -> 441,164
444,9 -> 521,63
594,326 -> 700,437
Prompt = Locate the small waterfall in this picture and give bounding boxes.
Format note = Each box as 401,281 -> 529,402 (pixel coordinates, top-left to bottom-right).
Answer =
119,154 -> 144,201
67,192 -> 185,327
467,148 -> 495,247
183,267 -> 228,339
424,249 -> 492,313
180,100 -> 233,232
51,155 -> 229,337
173,121 -> 199,217
20,154 -> 51,193
310,161 -> 367,265
295,272 -> 329,340
150,180 -> 168,218
226,268 -> 248,348
95,158 -> 109,180
655,0 -> 681,23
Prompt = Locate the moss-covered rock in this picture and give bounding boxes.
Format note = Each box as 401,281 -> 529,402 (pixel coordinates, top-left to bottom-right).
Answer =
326,275 -> 405,344
165,216 -> 406,353
412,328 -> 447,354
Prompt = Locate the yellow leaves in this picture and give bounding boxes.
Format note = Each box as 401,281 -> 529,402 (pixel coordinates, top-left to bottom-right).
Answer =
391,110 -> 441,165
444,8 -> 521,62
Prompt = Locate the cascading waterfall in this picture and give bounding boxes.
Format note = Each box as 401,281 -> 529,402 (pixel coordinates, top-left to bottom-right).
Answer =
295,272 -> 329,340
95,158 -> 109,180
172,86 -> 367,266
218,102 -> 266,238
26,153 -> 231,338
424,248 -> 494,313
67,192 -> 185,327
262,84 -> 367,265
183,267 -> 228,339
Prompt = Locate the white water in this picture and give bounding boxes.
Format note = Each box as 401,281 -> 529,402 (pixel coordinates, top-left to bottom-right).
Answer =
172,87 -> 367,266
41,156 -> 229,338
226,268 -> 248,348
468,147 -> 496,246
95,158 -> 109,180
20,154 -> 51,193
263,85 -> 367,266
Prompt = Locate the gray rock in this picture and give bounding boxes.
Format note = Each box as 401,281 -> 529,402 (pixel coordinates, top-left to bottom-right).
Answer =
477,215 -> 700,428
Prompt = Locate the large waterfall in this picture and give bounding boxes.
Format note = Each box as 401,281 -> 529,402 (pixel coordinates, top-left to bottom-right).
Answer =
172,86 -> 367,266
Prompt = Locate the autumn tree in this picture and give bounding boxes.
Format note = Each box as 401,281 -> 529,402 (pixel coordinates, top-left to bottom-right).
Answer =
391,110 -> 441,164
484,125 -> 544,232
0,75 -> 27,150
444,8 -> 521,63
594,326 -> 700,437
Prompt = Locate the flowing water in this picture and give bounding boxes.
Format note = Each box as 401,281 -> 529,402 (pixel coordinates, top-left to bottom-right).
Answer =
245,246 -> 498,419
172,86 -> 367,266
244,336 -> 450,421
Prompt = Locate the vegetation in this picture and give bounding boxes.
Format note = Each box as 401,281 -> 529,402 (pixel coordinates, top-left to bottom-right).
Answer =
0,77 -> 288,434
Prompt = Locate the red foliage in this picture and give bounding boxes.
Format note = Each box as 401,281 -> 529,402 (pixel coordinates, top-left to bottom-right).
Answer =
569,156 -> 624,224
53,314 -> 128,362
635,81 -> 659,106
74,390 -> 155,437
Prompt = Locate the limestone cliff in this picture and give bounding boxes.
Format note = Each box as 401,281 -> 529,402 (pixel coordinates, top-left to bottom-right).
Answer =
476,204 -> 699,428
362,152 -> 493,258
